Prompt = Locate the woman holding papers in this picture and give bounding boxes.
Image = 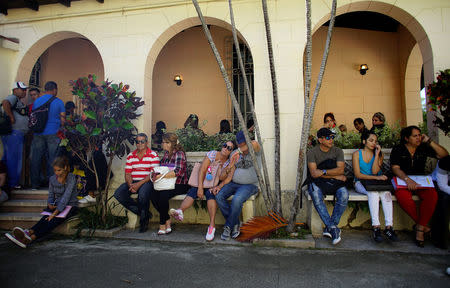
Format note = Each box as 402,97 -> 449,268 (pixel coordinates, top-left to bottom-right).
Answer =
353,132 -> 398,243
5,156 -> 78,248
390,126 -> 448,247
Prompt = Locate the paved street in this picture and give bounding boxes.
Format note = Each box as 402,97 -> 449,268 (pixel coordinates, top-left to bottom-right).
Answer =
0,236 -> 448,288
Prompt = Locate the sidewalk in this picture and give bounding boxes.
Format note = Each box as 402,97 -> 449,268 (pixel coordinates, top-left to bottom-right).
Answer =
99,223 -> 449,255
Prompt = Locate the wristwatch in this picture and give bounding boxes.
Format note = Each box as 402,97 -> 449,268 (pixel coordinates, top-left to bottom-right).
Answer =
322,169 -> 327,176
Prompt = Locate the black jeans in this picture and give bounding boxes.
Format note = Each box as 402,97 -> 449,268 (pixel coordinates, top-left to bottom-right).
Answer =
114,182 -> 153,226
150,184 -> 189,225
431,188 -> 449,249
31,207 -> 78,239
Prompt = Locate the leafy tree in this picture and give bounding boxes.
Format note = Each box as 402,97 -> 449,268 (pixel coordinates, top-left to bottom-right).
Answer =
427,69 -> 449,135
62,75 -> 144,222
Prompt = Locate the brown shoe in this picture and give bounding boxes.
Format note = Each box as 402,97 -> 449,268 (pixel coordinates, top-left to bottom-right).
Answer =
12,227 -> 31,245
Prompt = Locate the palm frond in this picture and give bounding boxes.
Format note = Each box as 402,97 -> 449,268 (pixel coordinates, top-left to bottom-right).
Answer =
237,211 -> 288,242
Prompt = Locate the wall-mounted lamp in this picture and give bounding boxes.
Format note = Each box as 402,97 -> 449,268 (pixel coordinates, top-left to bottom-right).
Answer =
174,74 -> 183,86
359,64 -> 369,75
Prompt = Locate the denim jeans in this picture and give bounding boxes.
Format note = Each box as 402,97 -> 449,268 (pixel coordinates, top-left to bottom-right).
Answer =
30,134 -> 60,189
216,182 -> 258,228
308,182 -> 349,228
114,182 -> 153,225
1,130 -> 24,187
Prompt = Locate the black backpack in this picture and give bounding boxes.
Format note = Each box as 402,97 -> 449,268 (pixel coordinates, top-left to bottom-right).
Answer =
28,96 -> 56,133
0,98 -> 21,136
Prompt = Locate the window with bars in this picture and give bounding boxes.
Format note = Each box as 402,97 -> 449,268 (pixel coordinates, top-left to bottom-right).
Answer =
29,57 -> 41,88
225,37 -> 254,131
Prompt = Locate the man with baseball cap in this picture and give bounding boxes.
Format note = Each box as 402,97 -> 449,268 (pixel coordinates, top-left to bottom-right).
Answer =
215,130 -> 261,240
1,82 -> 29,189
307,127 -> 349,245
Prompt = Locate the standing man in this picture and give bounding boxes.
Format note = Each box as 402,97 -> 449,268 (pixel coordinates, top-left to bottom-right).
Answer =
30,81 -> 65,190
1,82 -> 29,189
307,127 -> 349,245
114,133 -> 160,233
216,130 -> 260,241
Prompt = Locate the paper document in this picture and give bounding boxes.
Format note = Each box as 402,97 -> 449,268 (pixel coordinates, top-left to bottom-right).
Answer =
395,176 -> 434,188
41,205 -> 72,218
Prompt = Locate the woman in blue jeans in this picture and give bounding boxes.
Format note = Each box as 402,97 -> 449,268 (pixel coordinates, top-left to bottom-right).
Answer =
170,141 -> 236,241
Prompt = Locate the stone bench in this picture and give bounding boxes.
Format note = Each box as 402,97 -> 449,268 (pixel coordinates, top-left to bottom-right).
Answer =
126,193 -> 257,230
304,148 -> 427,236
304,188 -> 419,237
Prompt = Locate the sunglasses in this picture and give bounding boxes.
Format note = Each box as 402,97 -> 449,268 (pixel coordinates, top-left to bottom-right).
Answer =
136,140 -> 147,144
324,135 -> 335,140
222,143 -> 233,151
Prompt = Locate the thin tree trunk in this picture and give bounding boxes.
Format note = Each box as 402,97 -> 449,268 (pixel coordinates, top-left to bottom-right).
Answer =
261,0 -> 282,214
101,155 -> 114,223
227,0 -> 274,211
287,0 -> 337,232
192,0 -> 272,210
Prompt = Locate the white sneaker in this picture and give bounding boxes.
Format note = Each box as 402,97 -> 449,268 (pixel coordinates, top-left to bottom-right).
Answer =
79,195 -> 96,204
169,208 -> 184,221
205,226 -> 215,241
5,233 -> 27,248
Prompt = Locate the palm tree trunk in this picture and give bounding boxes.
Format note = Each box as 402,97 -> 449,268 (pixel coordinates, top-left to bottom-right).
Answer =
192,0 -> 272,210
227,0 -> 274,211
287,0 -> 337,232
261,0 -> 282,214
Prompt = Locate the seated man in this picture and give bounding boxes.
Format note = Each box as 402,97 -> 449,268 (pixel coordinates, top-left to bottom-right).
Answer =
114,133 -> 160,233
307,128 -> 348,245
216,130 -> 260,240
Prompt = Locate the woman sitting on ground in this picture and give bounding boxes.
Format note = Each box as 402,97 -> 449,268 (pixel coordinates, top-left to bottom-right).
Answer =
390,126 -> 448,247
170,140 -> 237,241
150,133 -> 189,235
5,156 -> 78,248
352,132 -> 398,242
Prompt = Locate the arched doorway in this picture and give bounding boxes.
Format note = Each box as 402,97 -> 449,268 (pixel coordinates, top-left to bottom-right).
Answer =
144,17 -> 253,136
16,31 -> 104,106
307,2 -> 433,134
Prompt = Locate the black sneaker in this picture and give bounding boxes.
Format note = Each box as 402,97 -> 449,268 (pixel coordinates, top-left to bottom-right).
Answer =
322,227 -> 332,238
221,226 -> 231,241
384,227 -> 399,241
372,227 -> 383,243
331,227 -> 341,245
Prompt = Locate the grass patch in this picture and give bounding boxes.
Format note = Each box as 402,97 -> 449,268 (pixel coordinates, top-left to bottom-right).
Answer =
269,225 -> 310,240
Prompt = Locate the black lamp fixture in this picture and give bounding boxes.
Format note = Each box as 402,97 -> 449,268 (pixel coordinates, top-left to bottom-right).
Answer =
174,74 -> 183,86
359,64 -> 369,75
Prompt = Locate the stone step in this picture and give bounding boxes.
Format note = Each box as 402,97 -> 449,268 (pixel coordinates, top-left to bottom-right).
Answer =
0,212 -> 42,230
0,199 -> 47,213
11,189 -> 49,200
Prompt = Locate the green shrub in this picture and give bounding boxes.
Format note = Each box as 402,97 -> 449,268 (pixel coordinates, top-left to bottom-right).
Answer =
175,126 -> 235,152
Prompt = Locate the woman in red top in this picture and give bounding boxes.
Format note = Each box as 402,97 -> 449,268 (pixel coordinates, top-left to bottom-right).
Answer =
150,133 -> 189,235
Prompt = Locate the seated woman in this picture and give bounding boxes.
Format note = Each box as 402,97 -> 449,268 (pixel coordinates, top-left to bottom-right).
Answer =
150,133 -> 189,235
5,156 -> 78,248
353,132 -> 398,242
219,119 -> 232,134
170,140 -> 236,241
369,112 -> 386,136
390,126 -> 448,247
151,121 -> 166,152
431,155 -> 450,249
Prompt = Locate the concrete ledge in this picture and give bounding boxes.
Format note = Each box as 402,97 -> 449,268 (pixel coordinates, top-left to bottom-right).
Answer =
77,226 -> 125,237
253,234 -> 315,249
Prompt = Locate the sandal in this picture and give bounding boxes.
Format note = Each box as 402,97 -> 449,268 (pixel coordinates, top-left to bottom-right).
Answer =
414,226 -> 425,248
157,229 -> 166,235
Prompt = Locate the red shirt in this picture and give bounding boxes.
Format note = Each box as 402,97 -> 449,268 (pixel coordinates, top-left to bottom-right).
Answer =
125,147 -> 160,181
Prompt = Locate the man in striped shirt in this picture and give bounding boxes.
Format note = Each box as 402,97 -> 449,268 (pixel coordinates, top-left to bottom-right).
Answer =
114,133 -> 160,233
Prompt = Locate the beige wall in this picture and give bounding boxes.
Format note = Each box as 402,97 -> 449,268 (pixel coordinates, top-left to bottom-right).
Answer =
39,38 -> 104,104
310,26 -> 420,131
152,26 -> 232,135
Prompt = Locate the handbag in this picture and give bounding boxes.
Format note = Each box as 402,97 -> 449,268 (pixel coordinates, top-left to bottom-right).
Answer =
360,179 -> 394,192
152,166 -> 176,191
188,161 -> 222,189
